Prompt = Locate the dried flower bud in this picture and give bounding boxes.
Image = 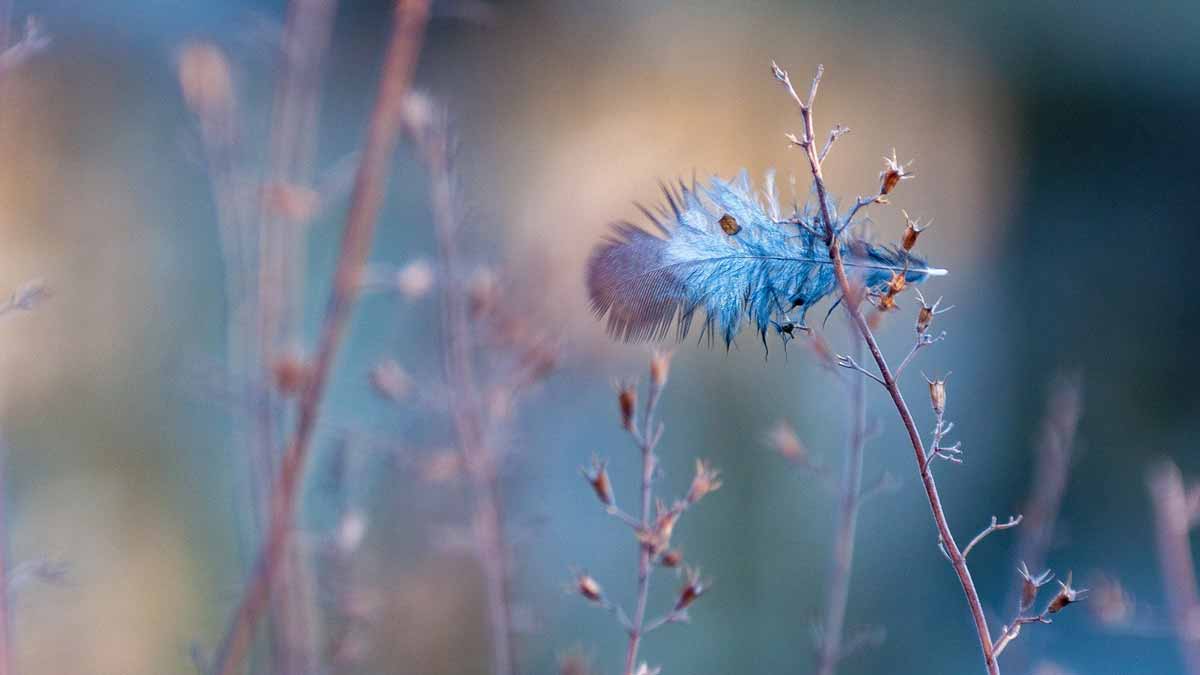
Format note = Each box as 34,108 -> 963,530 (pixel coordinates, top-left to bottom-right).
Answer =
649,350 -> 672,388
900,209 -> 930,251
401,91 -> 436,136
1047,571 -> 1086,614
272,351 -> 311,396
686,459 -> 722,504
1089,574 -> 1133,627
638,501 -> 680,554
917,303 -> 934,335
924,372 -> 949,415
874,292 -> 898,312
804,329 -> 836,369
867,308 -> 885,331
718,213 -> 741,235
395,259 -> 434,300
581,456 -> 614,507
467,267 -> 498,315
370,359 -> 412,401
421,451 -> 463,483
557,650 -> 593,675
617,382 -> 637,433
674,567 -> 708,611
261,182 -> 320,224
177,42 -> 234,130
574,571 -> 603,603
1017,561 -> 1054,613
767,421 -> 807,462
886,271 -> 907,295
336,510 -> 368,555
879,148 -> 914,196
659,549 -> 683,568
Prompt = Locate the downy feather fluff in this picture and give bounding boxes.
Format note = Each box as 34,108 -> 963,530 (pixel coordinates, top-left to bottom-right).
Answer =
586,170 -> 945,347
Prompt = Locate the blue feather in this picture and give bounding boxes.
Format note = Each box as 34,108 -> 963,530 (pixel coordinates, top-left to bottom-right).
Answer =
586,170 -> 945,346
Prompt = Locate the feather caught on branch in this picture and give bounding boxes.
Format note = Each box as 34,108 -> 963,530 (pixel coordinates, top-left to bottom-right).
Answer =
586,171 -> 945,347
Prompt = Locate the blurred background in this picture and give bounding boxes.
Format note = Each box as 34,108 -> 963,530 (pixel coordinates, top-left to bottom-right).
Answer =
0,0 -> 1196,673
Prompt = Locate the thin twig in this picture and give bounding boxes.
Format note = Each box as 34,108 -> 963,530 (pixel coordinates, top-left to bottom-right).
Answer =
624,377 -> 665,675
774,62 -> 1000,675
1148,462 -> 1200,675
207,3 -> 429,673
962,515 -> 1023,559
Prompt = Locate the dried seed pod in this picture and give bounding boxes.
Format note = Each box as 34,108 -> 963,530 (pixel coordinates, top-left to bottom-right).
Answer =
575,572 -> 603,603
686,459 -> 722,504
674,567 -> 708,611
1047,571 -> 1086,614
370,359 -> 412,401
879,148 -> 914,196
649,350 -> 672,388
659,549 -> 683,568
901,209 -> 930,251
767,422 -> 807,462
581,456 -> 614,507
924,373 -> 949,415
1017,562 -> 1054,613
617,382 -> 637,433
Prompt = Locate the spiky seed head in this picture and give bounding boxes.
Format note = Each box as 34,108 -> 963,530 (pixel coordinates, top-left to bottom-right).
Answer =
581,456 -> 614,507
616,382 -> 637,433
649,350 -> 672,388
1047,571 -> 1086,614
686,459 -> 722,504
674,567 -> 708,611
1018,561 -> 1054,613
925,372 -> 949,415
879,149 -> 914,196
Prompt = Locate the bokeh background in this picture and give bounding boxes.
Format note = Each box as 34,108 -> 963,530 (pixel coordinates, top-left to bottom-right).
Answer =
0,0 -> 1196,673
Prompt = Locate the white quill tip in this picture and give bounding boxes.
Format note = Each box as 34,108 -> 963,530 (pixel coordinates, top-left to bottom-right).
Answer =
926,267 -> 949,276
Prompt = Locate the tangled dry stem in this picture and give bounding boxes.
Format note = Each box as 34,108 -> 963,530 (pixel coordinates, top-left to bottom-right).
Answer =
206,2 -> 430,673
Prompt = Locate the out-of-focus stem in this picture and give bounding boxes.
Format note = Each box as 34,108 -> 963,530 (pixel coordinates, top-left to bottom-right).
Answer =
815,338 -> 867,675
207,2 -> 429,673
258,1 -> 338,672
418,92 -> 518,675
1148,462 -> 1200,675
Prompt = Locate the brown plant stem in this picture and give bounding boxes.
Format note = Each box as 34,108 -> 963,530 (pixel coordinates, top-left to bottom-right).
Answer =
776,62 -> 999,675
1148,462 -> 1200,675
624,380 -> 663,675
207,2 -> 429,673
815,338 -> 867,675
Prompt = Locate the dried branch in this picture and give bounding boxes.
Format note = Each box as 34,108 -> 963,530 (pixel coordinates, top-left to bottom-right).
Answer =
1148,462 -> 1200,675
206,2 -> 430,673
575,354 -> 717,675
773,61 -> 997,674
